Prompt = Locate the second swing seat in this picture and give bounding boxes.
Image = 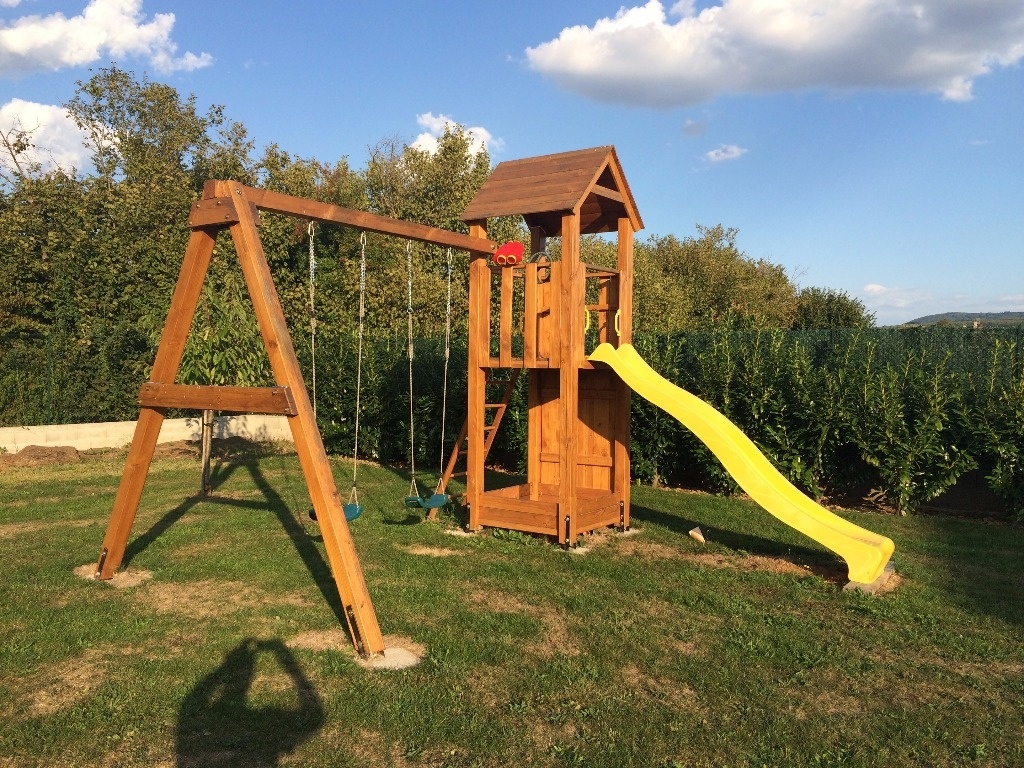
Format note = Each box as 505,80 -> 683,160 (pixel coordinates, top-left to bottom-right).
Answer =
404,493 -> 449,510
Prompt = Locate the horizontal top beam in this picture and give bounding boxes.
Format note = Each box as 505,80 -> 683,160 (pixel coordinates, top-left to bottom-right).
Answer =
199,181 -> 496,253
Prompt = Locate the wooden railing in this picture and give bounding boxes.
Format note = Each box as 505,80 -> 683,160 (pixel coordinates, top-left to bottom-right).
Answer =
486,260 -> 621,368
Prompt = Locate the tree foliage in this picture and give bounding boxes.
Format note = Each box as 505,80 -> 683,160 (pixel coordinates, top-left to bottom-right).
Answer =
633,225 -> 799,333
4,67 -> 866,422
792,286 -> 875,329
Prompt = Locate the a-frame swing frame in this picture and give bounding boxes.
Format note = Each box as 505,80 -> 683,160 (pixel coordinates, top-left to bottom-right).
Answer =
95,179 -> 495,657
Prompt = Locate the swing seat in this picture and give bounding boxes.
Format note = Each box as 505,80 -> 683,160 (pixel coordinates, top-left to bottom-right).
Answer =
308,503 -> 363,522
404,493 -> 449,510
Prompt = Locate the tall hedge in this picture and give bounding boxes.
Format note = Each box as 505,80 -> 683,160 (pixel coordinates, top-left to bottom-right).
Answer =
3,324 -> 1022,520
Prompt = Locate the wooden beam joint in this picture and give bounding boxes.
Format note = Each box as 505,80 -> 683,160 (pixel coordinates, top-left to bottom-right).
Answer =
188,197 -> 239,229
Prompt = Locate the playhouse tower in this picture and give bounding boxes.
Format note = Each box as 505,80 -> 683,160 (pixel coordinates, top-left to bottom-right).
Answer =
455,146 -> 643,543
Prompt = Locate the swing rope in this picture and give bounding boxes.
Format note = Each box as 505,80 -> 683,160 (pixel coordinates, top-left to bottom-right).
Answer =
349,232 -> 367,509
308,221 -> 317,418
406,240 -> 420,500
435,248 -> 452,495
403,242 -> 451,511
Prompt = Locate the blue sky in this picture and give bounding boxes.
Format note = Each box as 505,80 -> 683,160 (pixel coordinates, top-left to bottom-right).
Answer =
2,0 -> 1022,325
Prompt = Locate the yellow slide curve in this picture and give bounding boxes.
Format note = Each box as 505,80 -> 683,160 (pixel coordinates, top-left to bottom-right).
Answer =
590,343 -> 895,586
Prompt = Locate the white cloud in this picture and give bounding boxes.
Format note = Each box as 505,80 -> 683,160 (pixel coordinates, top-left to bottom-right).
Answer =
682,117 -> 706,136
861,283 -> 933,307
0,98 -> 90,172
0,0 -> 213,76
705,143 -> 746,163
411,112 -> 504,156
525,0 -> 1024,107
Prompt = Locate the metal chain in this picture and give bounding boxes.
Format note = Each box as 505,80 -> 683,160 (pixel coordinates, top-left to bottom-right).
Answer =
350,232 -> 367,505
406,240 -> 419,498
436,248 -> 452,494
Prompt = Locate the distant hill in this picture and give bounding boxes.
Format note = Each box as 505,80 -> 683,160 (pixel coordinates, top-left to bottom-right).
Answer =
904,311 -> 1024,327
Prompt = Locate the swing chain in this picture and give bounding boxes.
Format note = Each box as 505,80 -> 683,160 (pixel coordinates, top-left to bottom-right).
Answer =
436,247 -> 452,494
406,241 -> 419,497
351,232 -> 367,501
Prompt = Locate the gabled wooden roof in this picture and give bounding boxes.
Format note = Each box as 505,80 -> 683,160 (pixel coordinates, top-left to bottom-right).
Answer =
461,146 -> 643,237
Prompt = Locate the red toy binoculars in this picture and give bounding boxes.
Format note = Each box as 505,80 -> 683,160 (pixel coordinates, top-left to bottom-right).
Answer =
493,241 -> 524,266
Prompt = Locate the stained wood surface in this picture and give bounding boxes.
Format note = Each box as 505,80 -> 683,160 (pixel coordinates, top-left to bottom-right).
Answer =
188,196 -> 239,228
96,228 -> 218,580
239,184 -> 495,253
462,146 -> 642,235
137,383 -> 297,415
223,182 -> 385,656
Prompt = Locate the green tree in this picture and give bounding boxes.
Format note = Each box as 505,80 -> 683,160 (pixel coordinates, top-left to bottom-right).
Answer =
792,286 -> 875,329
360,127 -> 517,338
633,225 -> 799,332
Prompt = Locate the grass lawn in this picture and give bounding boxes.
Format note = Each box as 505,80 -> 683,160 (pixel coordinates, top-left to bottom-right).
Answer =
1,443 -> 1022,767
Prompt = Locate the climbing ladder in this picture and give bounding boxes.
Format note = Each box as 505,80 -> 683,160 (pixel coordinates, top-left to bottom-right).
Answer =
439,369 -> 521,495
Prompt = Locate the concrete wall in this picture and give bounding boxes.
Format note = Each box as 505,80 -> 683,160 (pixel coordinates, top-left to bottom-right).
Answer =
0,414 -> 293,454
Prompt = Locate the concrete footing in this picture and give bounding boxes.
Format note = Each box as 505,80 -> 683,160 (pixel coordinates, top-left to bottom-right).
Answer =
844,561 -> 897,595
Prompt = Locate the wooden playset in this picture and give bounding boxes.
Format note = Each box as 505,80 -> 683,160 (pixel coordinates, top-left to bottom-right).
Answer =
446,146 -> 641,544
94,147 -> 639,657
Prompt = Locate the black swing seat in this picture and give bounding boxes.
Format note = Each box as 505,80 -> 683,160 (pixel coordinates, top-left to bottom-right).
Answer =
404,493 -> 449,510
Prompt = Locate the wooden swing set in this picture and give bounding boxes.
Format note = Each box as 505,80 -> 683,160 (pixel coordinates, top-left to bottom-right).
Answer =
95,147 -> 641,658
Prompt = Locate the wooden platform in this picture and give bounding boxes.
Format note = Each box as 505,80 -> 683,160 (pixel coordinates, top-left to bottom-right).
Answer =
474,484 -> 624,544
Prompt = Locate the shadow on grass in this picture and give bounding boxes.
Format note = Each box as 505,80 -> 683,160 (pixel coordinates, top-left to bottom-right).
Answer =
633,503 -> 835,559
176,638 -> 324,768
631,502 -> 852,579
123,461 -> 253,566
917,513 -> 1024,627
124,456 -> 352,638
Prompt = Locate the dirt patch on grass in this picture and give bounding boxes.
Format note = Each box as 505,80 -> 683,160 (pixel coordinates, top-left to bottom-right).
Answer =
0,519 -> 90,538
690,552 -> 846,584
469,589 -> 579,658
287,631 -> 424,661
397,544 -> 465,557
615,539 -> 683,560
149,437 -> 284,462
152,440 -> 200,460
0,445 -> 81,468
287,628 -> 351,652
74,563 -> 154,589
26,648 -> 107,717
621,663 -> 705,711
135,579 -> 307,619
874,570 -> 903,594
571,526 -> 639,553
337,728 -> 414,768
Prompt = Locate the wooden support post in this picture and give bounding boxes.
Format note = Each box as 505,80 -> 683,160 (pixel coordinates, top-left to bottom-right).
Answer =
96,228 -> 218,579
466,220 -> 490,531
527,371 -> 542,501
615,217 -> 634,527
223,182 -> 385,656
200,409 -> 214,496
524,263 -> 538,367
558,213 -> 582,545
499,268 -> 513,367
616,217 -> 634,346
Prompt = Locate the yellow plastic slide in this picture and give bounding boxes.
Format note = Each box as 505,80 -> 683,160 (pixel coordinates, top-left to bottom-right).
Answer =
590,343 -> 894,585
